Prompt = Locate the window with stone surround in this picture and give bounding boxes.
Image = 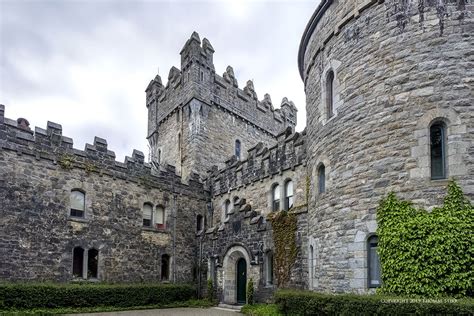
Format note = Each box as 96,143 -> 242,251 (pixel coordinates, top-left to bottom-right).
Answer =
87,249 -> 99,279
326,70 -> 335,119
430,121 -> 447,179
272,184 -> 280,212
196,214 -> 204,232
264,251 -> 274,286
161,254 -> 170,281
72,247 -> 84,278
318,165 -> 326,194
155,205 -> 165,229
284,180 -> 294,211
143,203 -> 153,227
224,199 -> 231,221
367,235 -> 381,288
70,190 -> 85,218
235,139 -> 241,159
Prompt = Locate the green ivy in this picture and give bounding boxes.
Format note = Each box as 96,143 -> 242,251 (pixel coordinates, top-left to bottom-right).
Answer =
269,211 -> 298,287
57,154 -> 74,170
377,181 -> 473,297
246,278 -> 255,305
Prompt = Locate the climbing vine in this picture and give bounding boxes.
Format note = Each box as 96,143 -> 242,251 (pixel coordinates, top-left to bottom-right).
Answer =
84,161 -> 97,175
377,181 -> 473,297
268,211 -> 298,287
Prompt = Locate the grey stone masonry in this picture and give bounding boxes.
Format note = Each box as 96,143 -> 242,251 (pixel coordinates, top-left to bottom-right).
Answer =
146,32 -> 298,179
300,0 -> 473,293
0,106 -> 208,282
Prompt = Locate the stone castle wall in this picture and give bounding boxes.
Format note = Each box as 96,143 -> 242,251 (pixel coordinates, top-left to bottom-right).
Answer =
300,0 -> 473,292
0,104 -> 208,282
147,32 -> 298,178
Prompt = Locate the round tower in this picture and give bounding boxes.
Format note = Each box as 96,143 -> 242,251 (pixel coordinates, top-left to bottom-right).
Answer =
299,1 -> 473,292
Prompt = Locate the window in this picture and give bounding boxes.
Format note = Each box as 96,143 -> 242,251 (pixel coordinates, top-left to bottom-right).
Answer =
87,249 -> 98,279
72,247 -> 84,278
157,149 -> 161,163
430,122 -> 446,179
265,251 -> 274,286
235,139 -> 241,159
309,245 -> 314,287
143,203 -> 153,227
272,184 -> 280,212
318,165 -> 326,194
161,254 -> 170,281
367,235 -> 381,288
326,70 -> 335,119
155,206 -> 165,229
284,180 -> 294,211
224,200 -> 230,220
70,190 -> 85,218
196,214 -> 204,232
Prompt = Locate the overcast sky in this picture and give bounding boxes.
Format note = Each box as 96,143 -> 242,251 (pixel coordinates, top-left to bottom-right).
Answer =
0,0 -> 318,161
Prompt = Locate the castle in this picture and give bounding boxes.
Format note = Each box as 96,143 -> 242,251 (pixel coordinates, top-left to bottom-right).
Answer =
0,0 -> 472,305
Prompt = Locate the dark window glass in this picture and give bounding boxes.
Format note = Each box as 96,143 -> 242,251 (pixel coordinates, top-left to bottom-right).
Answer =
326,71 -> 334,119
235,140 -> 241,159
87,249 -> 98,279
196,214 -> 203,232
318,165 -> 326,194
430,123 -> 446,179
161,254 -> 170,281
73,247 -> 84,278
368,236 -> 381,288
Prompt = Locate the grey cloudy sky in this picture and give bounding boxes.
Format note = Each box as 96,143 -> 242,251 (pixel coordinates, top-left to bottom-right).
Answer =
0,0 -> 319,161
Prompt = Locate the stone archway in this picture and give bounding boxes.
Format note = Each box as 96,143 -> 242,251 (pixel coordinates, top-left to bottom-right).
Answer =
222,245 -> 251,304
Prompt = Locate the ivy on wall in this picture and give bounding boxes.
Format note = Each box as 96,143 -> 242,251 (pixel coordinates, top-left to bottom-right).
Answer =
269,211 -> 298,287
377,181 -> 473,297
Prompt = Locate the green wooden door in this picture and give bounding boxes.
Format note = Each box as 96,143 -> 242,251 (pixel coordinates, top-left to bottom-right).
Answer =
236,258 -> 247,304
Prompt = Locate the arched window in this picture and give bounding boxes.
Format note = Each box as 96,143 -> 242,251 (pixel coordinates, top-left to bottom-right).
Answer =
87,249 -> 99,279
265,251 -> 274,286
272,184 -> 280,212
367,235 -> 381,288
284,180 -> 294,211
235,139 -> 241,159
72,247 -> 84,278
326,70 -> 335,119
430,122 -> 446,179
155,206 -> 165,229
318,165 -> 326,194
196,214 -> 204,232
143,203 -> 153,227
70,190 -> 85,218
161,254 -> 170,281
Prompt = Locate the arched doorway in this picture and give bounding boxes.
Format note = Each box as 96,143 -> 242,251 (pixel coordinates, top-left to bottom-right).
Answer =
222,245 -> 251,304
236,258 -> 247,304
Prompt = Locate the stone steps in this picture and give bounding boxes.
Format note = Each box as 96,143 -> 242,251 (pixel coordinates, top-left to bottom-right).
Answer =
216,303 -> 243,312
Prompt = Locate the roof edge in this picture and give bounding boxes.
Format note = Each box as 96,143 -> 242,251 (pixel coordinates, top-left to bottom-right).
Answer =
297,0 -> 333,81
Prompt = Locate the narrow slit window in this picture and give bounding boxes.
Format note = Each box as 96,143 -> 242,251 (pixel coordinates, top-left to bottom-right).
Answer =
161,254 -> 170,281
430,122 -> 446,179
224,200 -> 230,220
235,139 -> 241,159
70,190 -> 85,218
318,165 -> 326,194
368,235 -> 381,288
196,214 -> 203,232
326,70 -> 335,119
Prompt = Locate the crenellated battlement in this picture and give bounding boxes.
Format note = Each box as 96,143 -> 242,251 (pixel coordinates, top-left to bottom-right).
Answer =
146,32 -> 297,139
0,104 -> 206,199
205,126 -> 306,196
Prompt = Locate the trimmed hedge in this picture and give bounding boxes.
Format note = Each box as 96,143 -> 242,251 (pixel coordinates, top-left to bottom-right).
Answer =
0,283 -> 195,310
275,290 -> 474,315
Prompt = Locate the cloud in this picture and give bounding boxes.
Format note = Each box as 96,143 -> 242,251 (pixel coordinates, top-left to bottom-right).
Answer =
0,0 -> 318,161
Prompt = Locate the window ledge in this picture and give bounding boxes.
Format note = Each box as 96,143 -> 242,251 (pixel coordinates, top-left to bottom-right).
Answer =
68,217 -> 89,223
142,226 -> 169,233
